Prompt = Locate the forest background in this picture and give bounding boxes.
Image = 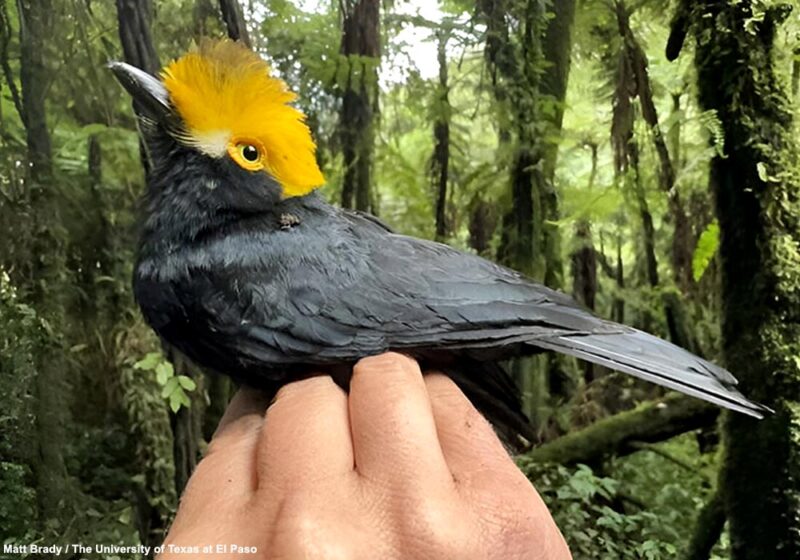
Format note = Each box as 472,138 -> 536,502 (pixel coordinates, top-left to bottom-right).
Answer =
1,1 -> 800,559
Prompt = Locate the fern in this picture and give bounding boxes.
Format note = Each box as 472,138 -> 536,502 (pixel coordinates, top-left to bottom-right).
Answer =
698,110 -> 726,158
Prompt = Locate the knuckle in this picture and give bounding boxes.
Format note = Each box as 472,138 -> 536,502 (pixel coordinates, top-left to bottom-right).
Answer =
476,499 -> 570,560
271,495 -> 327,543
394,498 -> 477,559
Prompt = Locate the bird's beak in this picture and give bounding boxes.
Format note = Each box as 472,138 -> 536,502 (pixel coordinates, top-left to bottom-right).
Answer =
109,61 -> 171,122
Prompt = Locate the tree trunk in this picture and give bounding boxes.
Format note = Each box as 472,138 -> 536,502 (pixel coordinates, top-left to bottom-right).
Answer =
218,0 -> 250,46
570,142 -> 599,312
18,0 -> 51,182
18,0 -> 70,529
468,196 -> 497,257
571,220 -> 596,311
339,0 -> 379,213
480,0 -> 578,414
116,0 -> 159,176
540,0 -> 576,292
614,235 -> 625,323
571,143 -> 598,383
479,0 -> 541,278
629,140 -> 660,334
505,147 -> 537,276
537,0 -> 577,403
599,232 -> 626,323
432,31 -> 450,242
115,0 -> 158,74
677,1 -> 800,557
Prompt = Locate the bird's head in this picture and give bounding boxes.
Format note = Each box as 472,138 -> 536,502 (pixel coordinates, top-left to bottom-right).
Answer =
110,40 -> 325,211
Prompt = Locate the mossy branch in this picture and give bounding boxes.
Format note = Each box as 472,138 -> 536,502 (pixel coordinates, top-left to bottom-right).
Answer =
523,394 -> 718,464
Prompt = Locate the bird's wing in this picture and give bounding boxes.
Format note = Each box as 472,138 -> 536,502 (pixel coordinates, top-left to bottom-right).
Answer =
169,208 -> 767,418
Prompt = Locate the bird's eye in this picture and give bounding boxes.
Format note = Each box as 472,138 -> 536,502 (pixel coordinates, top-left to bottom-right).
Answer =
228,140 -> 266,171
240,144 -> 260,163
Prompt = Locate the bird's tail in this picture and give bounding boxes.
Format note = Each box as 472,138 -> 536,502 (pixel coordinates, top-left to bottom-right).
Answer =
532,328 -> 769,418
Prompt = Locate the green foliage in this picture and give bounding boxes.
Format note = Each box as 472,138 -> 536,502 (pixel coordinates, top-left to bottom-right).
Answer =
259,0 -> 341,157
519,462 -> 679,559
697,110 -> 726,158
693,220 -> 720,281
0,464 -> 37,545
377,52 -> 504,244
0,271 -> 45,543
134,352 -> 195,414
120,341 -> 177,531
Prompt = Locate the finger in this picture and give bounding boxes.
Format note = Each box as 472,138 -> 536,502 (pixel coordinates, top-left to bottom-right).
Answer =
204,386 -> 273,496
349,353 -> 452,489
424,374 -> 567,551
213,386 -> 272,444
424,373 -> 521,487
167,387 -> 270,535
255,375 -> 353,491
200,386 -> 272,491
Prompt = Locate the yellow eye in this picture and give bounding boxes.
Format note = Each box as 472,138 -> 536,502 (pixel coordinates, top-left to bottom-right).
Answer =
228,140 -> 265,171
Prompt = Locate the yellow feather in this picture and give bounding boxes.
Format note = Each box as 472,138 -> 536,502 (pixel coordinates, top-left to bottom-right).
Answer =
161,40 -> 325,198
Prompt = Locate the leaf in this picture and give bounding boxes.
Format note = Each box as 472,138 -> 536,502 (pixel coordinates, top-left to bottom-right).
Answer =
692,220 -> 720,282
180,390 -> 192,409
134,352 -> 162,371
155,362 -> 174,385
161,376 -> 179,399
169,392 -> 182,413
177,375 -> 196,391
118,507 -> 132,525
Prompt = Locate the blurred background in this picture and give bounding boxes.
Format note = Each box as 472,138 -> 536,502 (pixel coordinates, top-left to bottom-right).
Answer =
1,1 -> 799,559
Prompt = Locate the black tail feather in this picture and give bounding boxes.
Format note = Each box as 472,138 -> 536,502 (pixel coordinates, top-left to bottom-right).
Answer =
533,329 -> 769,418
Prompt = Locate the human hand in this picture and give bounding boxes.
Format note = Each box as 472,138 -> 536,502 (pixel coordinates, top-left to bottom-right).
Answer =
160,353 -> 571,559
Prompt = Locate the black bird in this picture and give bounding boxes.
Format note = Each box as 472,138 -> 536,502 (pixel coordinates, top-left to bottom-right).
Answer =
110,41 -> 767,444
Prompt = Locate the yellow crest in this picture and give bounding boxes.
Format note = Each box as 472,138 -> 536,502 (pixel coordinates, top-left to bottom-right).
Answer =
161,40 -> 324,198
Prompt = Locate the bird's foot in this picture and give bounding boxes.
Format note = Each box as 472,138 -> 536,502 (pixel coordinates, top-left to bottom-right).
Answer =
279,213 -> 301,230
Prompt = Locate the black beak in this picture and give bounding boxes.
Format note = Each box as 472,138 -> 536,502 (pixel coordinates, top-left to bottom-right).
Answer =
109,61 -> 171,122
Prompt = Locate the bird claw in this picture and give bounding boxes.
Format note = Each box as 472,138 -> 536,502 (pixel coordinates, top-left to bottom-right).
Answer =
279,213 -> 301,230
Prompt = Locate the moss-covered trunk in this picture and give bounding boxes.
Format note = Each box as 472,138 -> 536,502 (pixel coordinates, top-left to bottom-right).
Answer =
673,1 -> 800,556
339,0 -> 380,213
540,0 -> 575,292
18,0 -> 71,529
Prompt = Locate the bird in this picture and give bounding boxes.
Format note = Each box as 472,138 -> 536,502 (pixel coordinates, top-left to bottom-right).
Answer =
110,40 -> 767,445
